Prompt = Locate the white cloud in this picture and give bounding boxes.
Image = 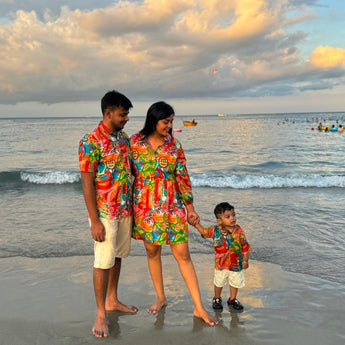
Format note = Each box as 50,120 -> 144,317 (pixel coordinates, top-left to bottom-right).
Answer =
0,0 -> 344,111
309,46 -> 345,68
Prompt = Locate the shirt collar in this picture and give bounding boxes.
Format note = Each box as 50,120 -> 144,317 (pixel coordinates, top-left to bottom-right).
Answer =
99,121 -> 122,139
139,132 -> 172,144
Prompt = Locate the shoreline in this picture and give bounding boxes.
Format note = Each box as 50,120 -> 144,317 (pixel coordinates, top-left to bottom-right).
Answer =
1,254 -> 344,345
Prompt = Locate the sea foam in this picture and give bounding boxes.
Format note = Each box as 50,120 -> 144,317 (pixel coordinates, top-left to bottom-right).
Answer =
8,171 -> 345,188
190,173 -> 345,188
20,171 -> 80,184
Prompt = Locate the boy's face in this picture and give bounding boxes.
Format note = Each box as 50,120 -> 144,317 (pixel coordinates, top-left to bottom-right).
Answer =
217,209 -> 236,228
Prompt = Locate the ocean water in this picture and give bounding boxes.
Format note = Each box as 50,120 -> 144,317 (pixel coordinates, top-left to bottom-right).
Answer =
0,112 -> 344,285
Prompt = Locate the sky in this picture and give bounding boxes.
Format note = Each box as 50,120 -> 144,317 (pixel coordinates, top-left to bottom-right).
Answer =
0,0 -> 345,117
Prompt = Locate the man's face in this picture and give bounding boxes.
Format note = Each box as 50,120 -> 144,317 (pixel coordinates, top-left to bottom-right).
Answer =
109,106 -> 129,131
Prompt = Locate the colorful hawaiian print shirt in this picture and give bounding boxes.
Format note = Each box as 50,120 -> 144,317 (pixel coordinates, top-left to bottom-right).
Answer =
202,224 -> 252,271
131,133 -> 193,245
79,121 -> 132,220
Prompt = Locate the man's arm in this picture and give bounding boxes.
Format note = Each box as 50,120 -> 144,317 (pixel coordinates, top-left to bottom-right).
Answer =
81,171 -> 105,242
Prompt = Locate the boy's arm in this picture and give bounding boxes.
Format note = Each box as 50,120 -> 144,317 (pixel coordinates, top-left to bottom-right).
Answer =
194,223 -> 207,238
242,253 -> 249,269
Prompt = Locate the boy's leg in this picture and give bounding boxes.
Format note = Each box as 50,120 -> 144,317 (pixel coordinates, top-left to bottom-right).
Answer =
227,285 -> 243,310
230,285 -> 238,301
214,285 -> 223,298
213,270 -> 226,310
212,285 -> 224,309
227,271 -> 244,310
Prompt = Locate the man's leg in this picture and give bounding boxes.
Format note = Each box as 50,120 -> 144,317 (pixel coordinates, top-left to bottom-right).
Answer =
93,267 -> 110,338
105,257 -> 138,313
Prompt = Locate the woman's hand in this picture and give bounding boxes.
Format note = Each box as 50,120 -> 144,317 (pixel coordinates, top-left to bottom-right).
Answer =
186,204 -> 200,226
187,211 -> 200,226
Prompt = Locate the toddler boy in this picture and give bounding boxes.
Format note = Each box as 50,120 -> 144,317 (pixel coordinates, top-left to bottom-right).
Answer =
195,202 -> 252,310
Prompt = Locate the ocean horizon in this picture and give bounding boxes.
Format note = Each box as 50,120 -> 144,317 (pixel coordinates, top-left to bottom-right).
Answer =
1,111 -> 345,286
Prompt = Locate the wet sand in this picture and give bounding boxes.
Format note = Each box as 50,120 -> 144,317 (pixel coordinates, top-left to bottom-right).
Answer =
0,254 -> 344,345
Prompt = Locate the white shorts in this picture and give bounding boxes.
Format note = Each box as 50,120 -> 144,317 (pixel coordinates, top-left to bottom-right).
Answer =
91,216 -> 132,269
214,269 -> 245,289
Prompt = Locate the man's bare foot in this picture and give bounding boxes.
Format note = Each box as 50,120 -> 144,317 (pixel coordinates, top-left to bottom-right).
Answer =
194,308 -> 218,326
92,315 -> 109,338
105,300 -> 138,314
148,299 -> 168,315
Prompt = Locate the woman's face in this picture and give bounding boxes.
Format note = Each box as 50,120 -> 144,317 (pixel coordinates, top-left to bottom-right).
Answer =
154,114 -> 174,137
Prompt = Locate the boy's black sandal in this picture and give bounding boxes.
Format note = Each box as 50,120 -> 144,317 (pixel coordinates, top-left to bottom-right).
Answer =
212,297 -> 223,310
227,298 -> 244,310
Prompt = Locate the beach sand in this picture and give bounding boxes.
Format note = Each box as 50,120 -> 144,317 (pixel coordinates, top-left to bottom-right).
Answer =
1,253 -> 344,345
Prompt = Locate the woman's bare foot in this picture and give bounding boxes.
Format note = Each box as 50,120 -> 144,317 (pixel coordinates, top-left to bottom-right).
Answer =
105,300 -> 138,314
148,299 -> 168,315
92,315 -> 109,338
194,308 -> 218,326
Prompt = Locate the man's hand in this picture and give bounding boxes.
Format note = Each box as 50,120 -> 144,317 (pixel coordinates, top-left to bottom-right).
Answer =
91,219 -> 106,242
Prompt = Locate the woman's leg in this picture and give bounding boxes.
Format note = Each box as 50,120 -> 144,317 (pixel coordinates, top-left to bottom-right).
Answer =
144,242 -> 168,314
170,243 -> 218,326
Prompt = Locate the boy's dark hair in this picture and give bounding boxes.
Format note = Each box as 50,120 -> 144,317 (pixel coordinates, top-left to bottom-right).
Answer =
140,101 -> 174,137
101,90 -> 133,115
214,202 -> 234,218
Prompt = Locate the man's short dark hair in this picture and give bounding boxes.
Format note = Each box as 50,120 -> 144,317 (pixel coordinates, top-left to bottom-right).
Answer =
101,90 -> 133,115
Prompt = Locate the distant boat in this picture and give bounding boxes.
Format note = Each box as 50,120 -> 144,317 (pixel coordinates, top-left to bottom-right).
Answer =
218,113 -> 224,117
173,128 -> 182,132
183,120 -> 197,126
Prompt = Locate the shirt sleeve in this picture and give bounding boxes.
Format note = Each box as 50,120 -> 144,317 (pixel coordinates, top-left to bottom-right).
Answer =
202,225 -> 216,239
79,136 -> 99,173
175,139 -> 193,205
240,230 -> 252,255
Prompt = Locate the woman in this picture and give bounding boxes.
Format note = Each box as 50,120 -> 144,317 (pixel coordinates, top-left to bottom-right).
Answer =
131,101 -> 217,326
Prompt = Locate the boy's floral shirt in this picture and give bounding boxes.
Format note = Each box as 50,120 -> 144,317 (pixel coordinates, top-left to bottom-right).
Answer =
202,224 -> 252,271
130,133 -> 192,245
78,121 -> 132,219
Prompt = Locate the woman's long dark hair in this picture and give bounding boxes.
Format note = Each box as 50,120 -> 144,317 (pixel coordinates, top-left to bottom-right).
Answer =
140,101 -> 174,136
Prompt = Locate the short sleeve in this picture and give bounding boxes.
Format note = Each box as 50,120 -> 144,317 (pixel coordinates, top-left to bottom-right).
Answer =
78,136 -> 99,172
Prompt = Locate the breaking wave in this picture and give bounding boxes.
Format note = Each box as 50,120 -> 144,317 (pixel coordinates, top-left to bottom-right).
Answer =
190,173 -> 345,188
1,171 -> 345,188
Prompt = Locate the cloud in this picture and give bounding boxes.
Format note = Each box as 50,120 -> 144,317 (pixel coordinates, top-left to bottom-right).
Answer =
0,0 -> 344,105
310,46 -> 345,68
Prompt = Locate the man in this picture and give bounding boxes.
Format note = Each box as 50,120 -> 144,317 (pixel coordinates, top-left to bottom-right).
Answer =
79,90 -> 137,338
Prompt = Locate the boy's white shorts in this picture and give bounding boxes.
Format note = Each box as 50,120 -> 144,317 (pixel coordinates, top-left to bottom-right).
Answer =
214,269 -> 245,289
90,216 -> 132,269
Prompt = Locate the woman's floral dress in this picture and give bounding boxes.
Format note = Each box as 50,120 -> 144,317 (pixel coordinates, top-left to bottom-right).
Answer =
130,133 -> 193,245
